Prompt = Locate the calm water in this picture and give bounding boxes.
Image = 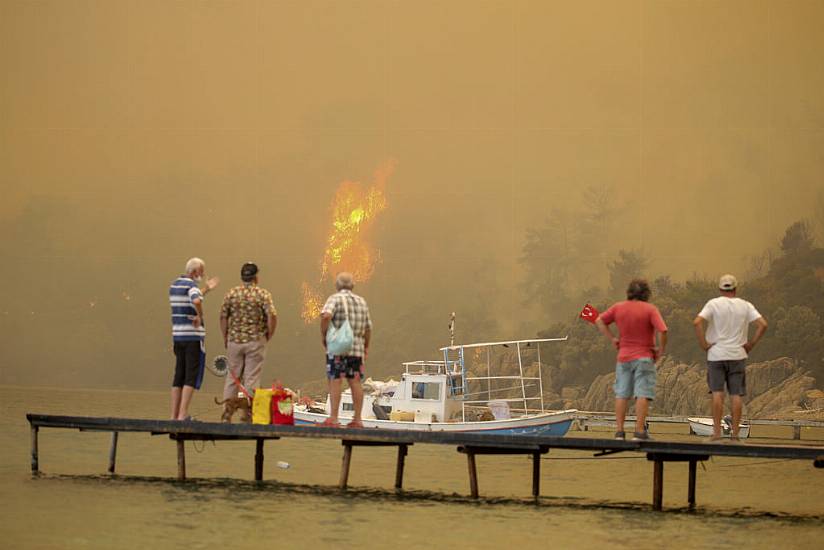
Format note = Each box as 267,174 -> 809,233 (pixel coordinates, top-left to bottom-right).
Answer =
2,385 -> 823,549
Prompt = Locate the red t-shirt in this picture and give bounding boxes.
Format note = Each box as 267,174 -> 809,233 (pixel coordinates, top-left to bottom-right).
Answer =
599,300 -> 668,362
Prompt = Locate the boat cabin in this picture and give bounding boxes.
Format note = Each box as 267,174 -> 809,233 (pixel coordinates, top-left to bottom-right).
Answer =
326,360 -> 464,422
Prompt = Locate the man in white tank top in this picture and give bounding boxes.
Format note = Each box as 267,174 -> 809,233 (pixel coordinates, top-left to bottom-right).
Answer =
693,274 -> 768,441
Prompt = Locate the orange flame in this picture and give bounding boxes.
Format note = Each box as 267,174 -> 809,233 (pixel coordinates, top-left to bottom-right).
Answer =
301,160 -> 396,323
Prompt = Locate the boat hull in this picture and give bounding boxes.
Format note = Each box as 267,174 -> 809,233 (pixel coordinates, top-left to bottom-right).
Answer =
687,417 -> 750,439
293,409 -> 576,436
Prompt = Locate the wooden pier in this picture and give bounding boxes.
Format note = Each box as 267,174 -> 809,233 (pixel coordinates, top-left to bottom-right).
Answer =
575,412 -> 824,440
27,413 -> 824,511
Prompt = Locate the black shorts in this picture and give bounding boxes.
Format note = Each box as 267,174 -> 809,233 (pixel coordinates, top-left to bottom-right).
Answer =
707,360 -> 746,396
173,340 -> 205,389
326,355 -> 364,380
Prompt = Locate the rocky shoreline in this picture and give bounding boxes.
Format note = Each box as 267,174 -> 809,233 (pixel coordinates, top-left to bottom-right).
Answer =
548,357 -> 824,420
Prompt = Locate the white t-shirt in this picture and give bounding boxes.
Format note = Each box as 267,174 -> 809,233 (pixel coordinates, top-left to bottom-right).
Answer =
697,296 -> 762,361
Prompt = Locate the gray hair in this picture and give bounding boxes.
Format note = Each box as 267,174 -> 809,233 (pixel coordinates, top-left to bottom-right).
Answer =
185,257 -> 205,275
335,272 -> 354,291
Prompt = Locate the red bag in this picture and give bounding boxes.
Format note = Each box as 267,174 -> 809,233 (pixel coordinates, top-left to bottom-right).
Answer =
271,384 -> 294,425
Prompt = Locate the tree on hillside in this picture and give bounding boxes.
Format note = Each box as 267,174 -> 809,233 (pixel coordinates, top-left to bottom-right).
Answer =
607,249 -> 649,298
780,220 -> 814,254
812,190 -> 824,245
520,209 -> 577,317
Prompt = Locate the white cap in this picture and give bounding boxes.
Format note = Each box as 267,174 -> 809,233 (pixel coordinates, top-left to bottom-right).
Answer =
719,274 -> 737,291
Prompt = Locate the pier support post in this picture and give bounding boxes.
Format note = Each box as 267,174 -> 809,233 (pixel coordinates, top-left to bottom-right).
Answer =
255,439 -> 264,481
793,425 -> 801,440
176,439 -> 186,481
339,443 -> 353,489
395,444 -> 408,490
647,453 -> 708,511
688,459 -> 697,510
108,432 -> 119,474
30,426 -> 39,474
458,445 -> 549,499
466,451 -> 479,499
652,459 -> 664,511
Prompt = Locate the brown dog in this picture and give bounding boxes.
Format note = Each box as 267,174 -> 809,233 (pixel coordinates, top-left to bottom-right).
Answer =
214,396 -> 252,423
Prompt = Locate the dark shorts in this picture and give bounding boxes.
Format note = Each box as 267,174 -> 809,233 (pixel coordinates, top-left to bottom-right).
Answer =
707,360 -> 746,395
326,355 -> 364,380
173,340 -> 205,390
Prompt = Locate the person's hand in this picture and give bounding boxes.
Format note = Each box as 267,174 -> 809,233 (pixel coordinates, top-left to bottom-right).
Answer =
223,335 -> 228,349
653,348 -> 665,365
205,276 -> 220,292
322,337 -> 327,350
743,341 -> 755,353
192,315 -> 202,328
611,337 -> 620,350
701,342 -> 714,352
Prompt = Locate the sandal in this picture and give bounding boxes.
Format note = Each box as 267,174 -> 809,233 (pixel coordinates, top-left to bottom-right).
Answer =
346,420 -> 364,429
319,418 -> 341,428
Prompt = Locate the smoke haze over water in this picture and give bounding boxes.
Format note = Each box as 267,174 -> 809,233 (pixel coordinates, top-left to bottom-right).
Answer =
1,1 -> 823,390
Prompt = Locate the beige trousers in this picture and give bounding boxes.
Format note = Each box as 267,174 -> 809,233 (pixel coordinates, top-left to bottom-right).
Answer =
223,338 -> 267,400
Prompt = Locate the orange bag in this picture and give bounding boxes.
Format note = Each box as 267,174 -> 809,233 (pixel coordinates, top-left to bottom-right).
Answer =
271,384 -> 294,425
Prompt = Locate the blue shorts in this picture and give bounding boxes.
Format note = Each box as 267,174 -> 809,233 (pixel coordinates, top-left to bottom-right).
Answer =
614,358 -> 656,400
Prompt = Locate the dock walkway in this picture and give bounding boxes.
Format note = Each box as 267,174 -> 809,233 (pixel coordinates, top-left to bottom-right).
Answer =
574,412 -> 824,440
27,413 -> 824,511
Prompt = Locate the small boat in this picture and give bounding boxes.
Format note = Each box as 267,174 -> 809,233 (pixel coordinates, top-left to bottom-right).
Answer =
688,416 -> 750,439
295,337 -> 577,436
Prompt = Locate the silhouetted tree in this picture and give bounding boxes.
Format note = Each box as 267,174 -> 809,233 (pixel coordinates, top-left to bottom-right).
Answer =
607,249 -> 649,298
780,221 -> 814,254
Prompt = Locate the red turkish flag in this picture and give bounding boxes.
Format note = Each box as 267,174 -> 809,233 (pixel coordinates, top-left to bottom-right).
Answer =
580,304 -> 599,324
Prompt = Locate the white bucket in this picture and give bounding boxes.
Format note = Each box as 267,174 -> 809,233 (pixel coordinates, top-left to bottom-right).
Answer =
414,409 -> 432,423
488,400 -> 511,420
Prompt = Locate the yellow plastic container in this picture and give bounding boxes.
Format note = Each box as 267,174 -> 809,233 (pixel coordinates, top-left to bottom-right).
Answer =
389,411 -> 415,422
252,388 -> 274,424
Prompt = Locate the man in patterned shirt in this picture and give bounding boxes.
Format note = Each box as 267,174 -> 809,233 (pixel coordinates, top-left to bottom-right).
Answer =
219,262 -> 278,420
320,272 -> 372,428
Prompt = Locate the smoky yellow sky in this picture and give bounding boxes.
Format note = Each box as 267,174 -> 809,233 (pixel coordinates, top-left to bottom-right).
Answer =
1,0 -> 823,390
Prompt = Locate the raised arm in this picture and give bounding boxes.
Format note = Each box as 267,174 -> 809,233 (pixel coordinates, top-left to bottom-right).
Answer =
595,318 -> 619,349
744,317 -> 768,353
693,315 -> 712,351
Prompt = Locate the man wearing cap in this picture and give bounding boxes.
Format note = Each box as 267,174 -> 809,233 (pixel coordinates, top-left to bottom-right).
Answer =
694,274 -> 768,441
219,262 -> 278,421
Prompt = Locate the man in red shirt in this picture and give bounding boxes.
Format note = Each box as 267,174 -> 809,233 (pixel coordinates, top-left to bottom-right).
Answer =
595,279 -> 668,441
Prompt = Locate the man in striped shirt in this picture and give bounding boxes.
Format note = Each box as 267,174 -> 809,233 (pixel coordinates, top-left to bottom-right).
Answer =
169,257 -> 220,420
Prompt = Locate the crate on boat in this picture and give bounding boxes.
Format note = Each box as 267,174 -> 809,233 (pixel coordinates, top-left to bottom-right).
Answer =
390,411 -> 415,422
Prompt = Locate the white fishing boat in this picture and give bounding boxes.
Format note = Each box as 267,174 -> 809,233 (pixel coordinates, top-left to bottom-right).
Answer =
688,416 -> 750,439
294,336 -> 577,436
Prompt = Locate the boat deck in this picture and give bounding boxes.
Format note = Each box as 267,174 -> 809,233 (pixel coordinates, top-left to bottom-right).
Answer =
26,413 -> 824,511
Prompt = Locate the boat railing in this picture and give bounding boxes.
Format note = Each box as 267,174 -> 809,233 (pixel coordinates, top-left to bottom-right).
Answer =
460,396 -> 543,421
402,360 -> 460,375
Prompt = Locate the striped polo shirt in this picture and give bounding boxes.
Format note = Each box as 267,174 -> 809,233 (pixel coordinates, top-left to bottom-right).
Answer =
169,276 -> 205,341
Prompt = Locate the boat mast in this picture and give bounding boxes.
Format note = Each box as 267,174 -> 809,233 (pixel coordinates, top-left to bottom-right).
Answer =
517,342 -> 527,414
537,343 -> 545,413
